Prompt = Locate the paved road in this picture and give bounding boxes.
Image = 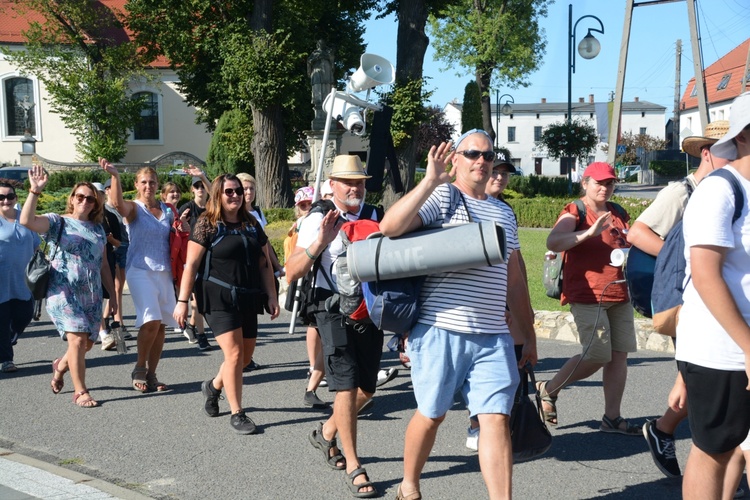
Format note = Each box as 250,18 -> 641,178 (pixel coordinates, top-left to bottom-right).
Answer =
0,290 -> 735,499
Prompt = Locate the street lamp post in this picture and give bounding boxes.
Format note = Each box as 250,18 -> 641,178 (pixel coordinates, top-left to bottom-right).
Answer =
494,91 -> 514,149
567,3 -> 604,192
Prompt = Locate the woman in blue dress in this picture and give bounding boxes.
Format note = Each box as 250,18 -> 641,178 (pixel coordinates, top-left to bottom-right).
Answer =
21,165 -> 116,407
0,181 -> 39,373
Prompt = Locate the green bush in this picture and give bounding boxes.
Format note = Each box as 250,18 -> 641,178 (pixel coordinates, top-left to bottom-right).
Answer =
510,175 -> 571,198
650,160 -> 686,177
264,208 -> 295,224
507,195 -> 651,228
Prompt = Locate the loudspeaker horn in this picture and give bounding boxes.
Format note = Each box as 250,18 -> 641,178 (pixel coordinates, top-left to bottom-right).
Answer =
347,53 -> 395,93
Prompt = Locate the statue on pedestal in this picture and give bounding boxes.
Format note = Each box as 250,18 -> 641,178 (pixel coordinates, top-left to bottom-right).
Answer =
307,40 -> 334,131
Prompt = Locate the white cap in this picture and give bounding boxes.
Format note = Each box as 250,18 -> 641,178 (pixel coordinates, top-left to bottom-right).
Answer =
711,91 -> 750,160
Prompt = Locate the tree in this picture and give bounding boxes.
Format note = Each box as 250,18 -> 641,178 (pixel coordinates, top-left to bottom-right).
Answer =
428,0 -> 551,144
601,131 -> 668,166
206,109 -> 254,179
2,1 -> 150,161
416,105 -> 456,161
461,80 -> 482,132
538,120 -> 599,166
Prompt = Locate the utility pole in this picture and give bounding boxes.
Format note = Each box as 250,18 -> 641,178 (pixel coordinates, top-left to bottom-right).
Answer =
742,41 -> 750,92
673,39 -> 681,150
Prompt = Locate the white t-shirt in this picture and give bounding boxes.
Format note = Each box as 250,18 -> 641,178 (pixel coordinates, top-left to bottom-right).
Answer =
675,166 -> 750,371
415,183 -> 520,335
296,204 -> 378,290
249,208 -> 267,229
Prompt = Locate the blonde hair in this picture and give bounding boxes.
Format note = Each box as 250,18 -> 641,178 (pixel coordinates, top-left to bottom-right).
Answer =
236,173 -> 255,186
65,182 -> 103,223
134,167 -> 159,202
160,181 -> 181,202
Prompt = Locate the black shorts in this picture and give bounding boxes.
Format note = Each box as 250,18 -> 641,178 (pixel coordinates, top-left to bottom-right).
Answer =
678,360 -> 750,454
314,305 -> 383,394
204,309 -> 259,339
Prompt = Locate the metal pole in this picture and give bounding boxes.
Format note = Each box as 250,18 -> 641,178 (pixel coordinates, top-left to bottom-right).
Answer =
495,89 -> 500,148
567,3 -> 573,194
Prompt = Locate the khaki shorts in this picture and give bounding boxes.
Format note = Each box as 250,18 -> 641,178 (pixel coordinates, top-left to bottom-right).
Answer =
570,302 -> 637,363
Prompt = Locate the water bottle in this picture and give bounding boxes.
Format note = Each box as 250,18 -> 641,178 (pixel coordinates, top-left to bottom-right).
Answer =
111,321 -> 127,354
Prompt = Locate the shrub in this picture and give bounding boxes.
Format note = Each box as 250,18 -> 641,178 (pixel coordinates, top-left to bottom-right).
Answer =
650,160 -> 686,177
511,175 -> 571,198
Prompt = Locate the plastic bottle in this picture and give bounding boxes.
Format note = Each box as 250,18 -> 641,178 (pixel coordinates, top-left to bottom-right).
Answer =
111,321 -> 127,354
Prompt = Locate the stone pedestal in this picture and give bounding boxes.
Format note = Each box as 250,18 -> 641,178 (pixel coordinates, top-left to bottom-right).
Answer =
304,129 -> 344,186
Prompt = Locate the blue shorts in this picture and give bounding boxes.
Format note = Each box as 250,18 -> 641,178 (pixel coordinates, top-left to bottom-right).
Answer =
407,323 -> 519,419
114,244 -> 128,269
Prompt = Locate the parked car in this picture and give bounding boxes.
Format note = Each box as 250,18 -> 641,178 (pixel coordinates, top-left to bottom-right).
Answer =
618,165 -> 641,180
0,166 -> 29,183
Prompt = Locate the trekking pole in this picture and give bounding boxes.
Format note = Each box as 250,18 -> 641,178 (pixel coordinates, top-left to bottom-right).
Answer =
287,276 -> 304,334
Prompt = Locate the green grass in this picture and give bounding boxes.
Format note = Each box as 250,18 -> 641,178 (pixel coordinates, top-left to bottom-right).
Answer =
519,228 -> 566,312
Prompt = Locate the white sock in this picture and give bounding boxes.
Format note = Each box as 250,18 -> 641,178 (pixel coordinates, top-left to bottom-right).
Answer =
98,329 -> 109,340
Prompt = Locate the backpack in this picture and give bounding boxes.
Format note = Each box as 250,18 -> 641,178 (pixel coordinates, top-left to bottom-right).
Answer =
651,169 -> 744,337
544,199 -> 628,299
625,177 -> 694,318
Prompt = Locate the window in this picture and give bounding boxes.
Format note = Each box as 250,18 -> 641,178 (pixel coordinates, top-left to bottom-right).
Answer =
639,127 -> 647,135
507,126 -> 516,142
690,85 -> 697,97
4,77 -> 36,136
717,74 -> 731,91
534,126 -> 542,142
132,91 -> 159,140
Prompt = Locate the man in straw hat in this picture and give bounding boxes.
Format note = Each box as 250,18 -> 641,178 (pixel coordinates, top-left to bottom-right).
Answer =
626,120 -> 730,479
286,155 -> 384,498
674,91 -> 750,499
379,129 -> 537,500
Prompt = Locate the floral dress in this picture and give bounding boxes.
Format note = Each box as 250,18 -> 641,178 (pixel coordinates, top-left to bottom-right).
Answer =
44,214 -> 106,339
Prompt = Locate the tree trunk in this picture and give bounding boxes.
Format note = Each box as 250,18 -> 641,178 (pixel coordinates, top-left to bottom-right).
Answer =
382,0 -> 429,209
476,70 -> 495,145
248,0 -> 293,208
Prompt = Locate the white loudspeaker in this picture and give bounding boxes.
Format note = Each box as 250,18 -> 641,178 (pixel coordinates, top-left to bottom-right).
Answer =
324,94 -> 365,135
347,53 -> 395,93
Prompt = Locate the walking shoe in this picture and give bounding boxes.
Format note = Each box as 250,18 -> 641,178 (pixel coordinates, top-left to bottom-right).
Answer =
304,390 -> 328,409
306,368 -> 328,387
465,426 -> 480,451
376,367 -> 399,387
101,333 -> 117,351
643,419 -> 681,478
201,379 -> 222,417
243,359 -> 261,372
196,332 -> 212,351
10,332 -> 18,346
121,326 -> 133,340
357,398 -> 374,417
183,324 -> 198,344
1,361 -> 17,373
735,487 -> 745,499
230,411 -> 257,435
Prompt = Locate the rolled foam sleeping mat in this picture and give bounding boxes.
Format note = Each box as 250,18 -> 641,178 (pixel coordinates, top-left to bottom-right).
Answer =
347,221 -> 507,283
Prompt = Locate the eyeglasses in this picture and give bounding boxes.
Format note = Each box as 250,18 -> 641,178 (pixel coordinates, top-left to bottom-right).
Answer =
74,193 -> 96,204
455,150 -> 496,162
0,193 -> 17,202
490,171 -> 510,179
223,187 -> 244,197
609,227 -> 629,248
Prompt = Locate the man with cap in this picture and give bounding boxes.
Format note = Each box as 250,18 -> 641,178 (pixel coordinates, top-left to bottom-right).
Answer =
672,91 -> 750,499
92,181 -> 122,350
286,155 -> 384,498
379,129 -> 536,499
626,120 -> 730,478
178,169 -> 212,350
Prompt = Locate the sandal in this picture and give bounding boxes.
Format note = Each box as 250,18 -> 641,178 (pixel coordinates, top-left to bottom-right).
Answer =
146,372 -> 169,392
73,390 -> 99,408
536,380 -> 558,426
131,366 -> 148,393
51,357 -> 66,394
309,422 -> 346,470
396,485 -> 422,500
600,414 -> 640,436
344,467 -> 378,498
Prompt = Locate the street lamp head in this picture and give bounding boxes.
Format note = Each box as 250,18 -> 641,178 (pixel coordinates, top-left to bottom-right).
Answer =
578,32 -> 601,59
501,102 -> 513,115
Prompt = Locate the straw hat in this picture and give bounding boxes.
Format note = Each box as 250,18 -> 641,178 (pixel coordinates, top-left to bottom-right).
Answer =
328,155 -> 371,180
682,120 -> 730,159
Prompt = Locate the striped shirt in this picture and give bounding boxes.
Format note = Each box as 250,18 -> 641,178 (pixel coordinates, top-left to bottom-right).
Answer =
416,183 -> 520,335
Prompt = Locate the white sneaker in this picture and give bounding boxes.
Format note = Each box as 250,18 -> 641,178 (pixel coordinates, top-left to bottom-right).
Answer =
376,367 -> 399,387
466,426 -> 479,451
183,324 -> 198,344
101,333 -> 117,351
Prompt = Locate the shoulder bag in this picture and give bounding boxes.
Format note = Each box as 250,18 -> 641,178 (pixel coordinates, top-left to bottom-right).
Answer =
25,217 -> 65,300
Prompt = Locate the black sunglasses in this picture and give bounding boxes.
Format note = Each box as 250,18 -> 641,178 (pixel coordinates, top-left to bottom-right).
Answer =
74,193 -> 97,204
223,187 -> 244,197
0,193 -> 17,202
456,150 -> 496,162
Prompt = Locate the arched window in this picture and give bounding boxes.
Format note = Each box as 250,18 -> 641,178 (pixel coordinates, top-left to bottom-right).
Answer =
3,77 -> 36,136
132,91 -> 159,140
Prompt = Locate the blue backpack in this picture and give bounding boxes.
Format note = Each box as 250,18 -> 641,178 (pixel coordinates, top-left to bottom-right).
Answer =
651,169 -> 744,336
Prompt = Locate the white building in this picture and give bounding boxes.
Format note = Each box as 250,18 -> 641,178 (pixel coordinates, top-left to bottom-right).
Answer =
444,95 -> 666,176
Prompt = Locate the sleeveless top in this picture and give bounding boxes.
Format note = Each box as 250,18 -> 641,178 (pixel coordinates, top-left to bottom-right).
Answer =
125,200 -> 172,272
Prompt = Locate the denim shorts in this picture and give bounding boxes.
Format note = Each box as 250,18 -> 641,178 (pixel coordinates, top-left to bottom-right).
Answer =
114,244 -> 128,269
407,323 -> 519,419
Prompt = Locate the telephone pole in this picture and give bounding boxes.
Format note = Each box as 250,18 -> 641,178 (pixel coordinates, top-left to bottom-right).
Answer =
673,39 -> 681,150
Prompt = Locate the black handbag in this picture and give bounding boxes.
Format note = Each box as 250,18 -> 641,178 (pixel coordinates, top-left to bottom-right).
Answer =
510,363 -> 553,462
25,217 -> 64,300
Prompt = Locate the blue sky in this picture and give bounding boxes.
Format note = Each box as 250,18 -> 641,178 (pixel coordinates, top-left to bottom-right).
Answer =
361,0 -> 749,115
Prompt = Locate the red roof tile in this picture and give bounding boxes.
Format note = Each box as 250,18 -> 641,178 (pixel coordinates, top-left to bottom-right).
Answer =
681,38 -> 750,110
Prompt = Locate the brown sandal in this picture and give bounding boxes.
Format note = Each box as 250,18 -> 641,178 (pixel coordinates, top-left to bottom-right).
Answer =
51,357 -> 66,394
131,366 -> 148,392
146,372 -> 169,392
73,390 -> 99,408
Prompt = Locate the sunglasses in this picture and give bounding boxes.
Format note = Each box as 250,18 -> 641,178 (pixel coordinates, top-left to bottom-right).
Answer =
0,193 -> 17,202
223,187 -> 244,197
455,150 -> 496,162
609,227 -> 629,248
73,193 -> 97,204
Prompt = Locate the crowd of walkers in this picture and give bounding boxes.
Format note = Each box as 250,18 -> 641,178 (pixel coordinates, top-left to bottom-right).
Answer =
5,92 -> 750,500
